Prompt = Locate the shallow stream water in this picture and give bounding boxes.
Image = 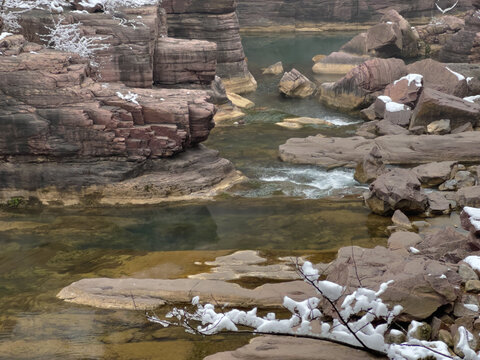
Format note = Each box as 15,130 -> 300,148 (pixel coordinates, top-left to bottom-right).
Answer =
0,32 -> 396,360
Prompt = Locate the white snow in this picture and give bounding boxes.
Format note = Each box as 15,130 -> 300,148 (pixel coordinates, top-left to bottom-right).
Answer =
377,95 -> 392,103
456,326 -> 478,360
386,101 -> 409,113
0,32 -> 13,41
409,247 -> 420,254
464,206 -> 480,219
394,74 -> 423,87
463,95 -> 480,103
464,303 -> 479,312
465,256 -> 480,272
439,274 -> 447,279
445,66 -> 466,81
116,91 -> 140,105
467,77 -> 474,84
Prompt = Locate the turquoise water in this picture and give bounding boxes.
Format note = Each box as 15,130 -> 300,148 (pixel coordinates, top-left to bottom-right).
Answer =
0,32 -> 394,360
206,33 -> 365,199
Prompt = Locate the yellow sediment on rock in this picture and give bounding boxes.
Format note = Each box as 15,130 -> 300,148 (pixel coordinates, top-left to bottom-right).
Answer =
275,122 -> 303,129
226,92 -> 255,109
283,117 -> 335,126
222,73 -> 257,94
312,62 -> 357,75
214,104 -> 246,122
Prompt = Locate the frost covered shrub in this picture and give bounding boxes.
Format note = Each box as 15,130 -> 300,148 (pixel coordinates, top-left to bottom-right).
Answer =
41,17 -> 109,58
77,0 -> 159,13
148,261 -> 480,360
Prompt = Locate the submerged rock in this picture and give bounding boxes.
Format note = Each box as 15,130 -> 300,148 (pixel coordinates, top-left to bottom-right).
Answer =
312,51 -> 370,75
204,336 -> 379,360
262,61 -> 284,75
57,277 -> 315,310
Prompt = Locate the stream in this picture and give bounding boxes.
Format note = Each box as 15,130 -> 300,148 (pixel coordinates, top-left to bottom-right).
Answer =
0,32 -> 395,360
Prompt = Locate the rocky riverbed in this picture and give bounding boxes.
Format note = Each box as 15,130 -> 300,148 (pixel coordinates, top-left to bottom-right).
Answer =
3,0 -> 480,359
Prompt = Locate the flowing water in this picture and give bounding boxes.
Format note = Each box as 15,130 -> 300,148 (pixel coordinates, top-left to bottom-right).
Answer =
0,32 -> 394,359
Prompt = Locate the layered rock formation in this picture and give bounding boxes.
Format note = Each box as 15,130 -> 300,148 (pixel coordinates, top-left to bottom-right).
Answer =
0,1 -> 250,205
162,0 -> 256,94
236,0 -> 471,31
440,3 -> 480,63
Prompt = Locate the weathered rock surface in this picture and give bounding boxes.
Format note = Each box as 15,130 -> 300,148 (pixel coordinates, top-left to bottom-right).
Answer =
312,51 -> 370,75
412,161 -> 457,187
318,58 -> 406,111
154,37 -> 217,85
163,0 -> 256,93
387,231 -> 422,251
410,88 -> 480,130
406,59 -> 468,97
326,246 -> 461,321
364,168 -> 428,215
383,75 -> 423,107
416,15 -> 465,58
416,227 -> 479,263
279,133 -> 480,168
366,10 -> 419,59
279,69 -> 316,98
0,30 -> 241,202
57,277 -> 315,310
19,6 -> 165,88
262,61 -> 284,75
458,186 -> 480,208
204,336 -> 380,360
235,0 -> 471,31
354,145 -> 387,183
440,9 -> 480,63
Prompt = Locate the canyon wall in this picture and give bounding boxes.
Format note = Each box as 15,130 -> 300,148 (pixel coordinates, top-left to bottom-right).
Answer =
0,1 -> 248,205
162,0 -> 257,93
236,0 -> 472,31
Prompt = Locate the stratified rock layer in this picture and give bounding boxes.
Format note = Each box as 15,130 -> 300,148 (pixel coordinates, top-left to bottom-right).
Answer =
279,133 -> 480,168
0,25 -> 240,203
162,0 -> 256,93
236,0 -> 471,31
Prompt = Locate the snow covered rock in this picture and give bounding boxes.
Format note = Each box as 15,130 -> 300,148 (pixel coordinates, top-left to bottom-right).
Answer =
383,74 -> 423,107
325,246 -> 461,321
407,59 -> 468,98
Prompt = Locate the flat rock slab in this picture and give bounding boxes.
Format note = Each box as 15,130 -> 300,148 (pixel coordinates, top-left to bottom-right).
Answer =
279,132 -> 480,168
204,336 -> 381,360
57,278 -> 315,310
189,250 -> 300,281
